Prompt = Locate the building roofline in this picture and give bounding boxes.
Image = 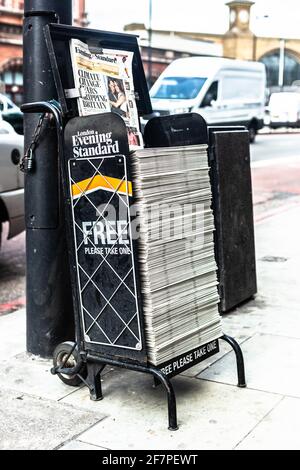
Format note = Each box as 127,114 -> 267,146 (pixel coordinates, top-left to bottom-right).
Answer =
124,24 -> 224,40
226,1 -> 255,7
256,35 -> 300,42
0,7 -> 23,17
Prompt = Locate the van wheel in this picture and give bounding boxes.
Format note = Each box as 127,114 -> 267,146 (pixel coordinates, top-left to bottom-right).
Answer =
248,124 -> 256,143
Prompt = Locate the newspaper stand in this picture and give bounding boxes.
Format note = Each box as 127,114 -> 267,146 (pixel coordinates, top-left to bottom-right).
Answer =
22,24 -> 246,431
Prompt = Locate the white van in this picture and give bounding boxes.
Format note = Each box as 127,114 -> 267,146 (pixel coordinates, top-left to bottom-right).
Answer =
269,92 -> 300,129
147,57 -> 266,142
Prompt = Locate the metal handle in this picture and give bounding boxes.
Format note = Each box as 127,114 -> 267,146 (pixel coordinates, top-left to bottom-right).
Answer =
21,99 -> 63,132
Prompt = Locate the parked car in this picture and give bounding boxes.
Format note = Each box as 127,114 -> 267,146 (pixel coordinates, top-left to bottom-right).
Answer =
268,92 -> 300,129
0,118 -> 24,248
145,57 -> 266,142
0,94 -> 23,135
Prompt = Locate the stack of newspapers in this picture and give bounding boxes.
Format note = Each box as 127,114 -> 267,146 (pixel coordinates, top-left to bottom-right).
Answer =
131,145 -> 222,365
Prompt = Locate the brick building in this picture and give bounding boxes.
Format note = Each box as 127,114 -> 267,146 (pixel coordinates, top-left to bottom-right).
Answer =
126,1 -> 300,91
0,0 -> 87,104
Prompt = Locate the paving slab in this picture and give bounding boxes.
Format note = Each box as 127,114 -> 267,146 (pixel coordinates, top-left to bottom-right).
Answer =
0,353 -> 81,401
255,204 -> 300,260
0,309 -> 25,360
254,206 -> 300,313
0,389 -> 106,450
61,369 -> 281,450
59,440 -> 107,450
256,262 -> 300,309
258,306 -> 300,339
236,397 -> 300,450
199,333 -> 300,398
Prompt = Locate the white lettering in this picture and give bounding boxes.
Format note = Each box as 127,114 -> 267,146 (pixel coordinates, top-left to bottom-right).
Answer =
117,221 -> 129,245
207,340 -> 217,353
82,222 -> 92,245
93,222 -> 106,245
81,220 -> 130,247
106,221 -> 116,244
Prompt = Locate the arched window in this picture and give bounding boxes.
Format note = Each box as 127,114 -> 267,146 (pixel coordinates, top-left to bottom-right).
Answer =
260,50 -> 300,88
0,59 -> 23,105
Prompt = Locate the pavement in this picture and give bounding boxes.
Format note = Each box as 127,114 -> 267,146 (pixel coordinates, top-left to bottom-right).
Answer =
1,196 -> 300,450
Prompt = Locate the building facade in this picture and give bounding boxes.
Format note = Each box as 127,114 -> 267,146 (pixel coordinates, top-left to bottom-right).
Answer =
0,0 -> 87,104
125,23 -> 223,86
126,1 -> 300,90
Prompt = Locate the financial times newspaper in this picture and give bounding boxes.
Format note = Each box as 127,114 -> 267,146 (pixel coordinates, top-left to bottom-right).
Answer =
70,38 -> 143,150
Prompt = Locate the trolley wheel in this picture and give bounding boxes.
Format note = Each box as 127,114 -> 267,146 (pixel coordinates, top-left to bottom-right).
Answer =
53,341 -> 87,387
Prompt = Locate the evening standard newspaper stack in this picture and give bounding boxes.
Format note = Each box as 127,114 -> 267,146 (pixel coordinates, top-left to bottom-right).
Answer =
131,144 -> 222,365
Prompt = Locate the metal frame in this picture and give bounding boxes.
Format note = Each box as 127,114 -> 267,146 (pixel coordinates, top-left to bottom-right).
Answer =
221,334 -> 246,387
22,100 -> 246,431
50,334 -> 245,431
43,23 -> 153,118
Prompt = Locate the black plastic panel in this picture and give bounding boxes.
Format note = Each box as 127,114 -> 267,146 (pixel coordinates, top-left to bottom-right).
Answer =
144,113 -> 208,147
209,130 -> 257,312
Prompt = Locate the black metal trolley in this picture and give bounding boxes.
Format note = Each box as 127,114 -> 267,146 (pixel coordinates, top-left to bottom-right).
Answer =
22,24 -> 246,431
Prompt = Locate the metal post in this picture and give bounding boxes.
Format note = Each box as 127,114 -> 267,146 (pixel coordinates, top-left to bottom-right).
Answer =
24,0 -> 74,357
279,38 -> 285,88
148,0 -> 153,87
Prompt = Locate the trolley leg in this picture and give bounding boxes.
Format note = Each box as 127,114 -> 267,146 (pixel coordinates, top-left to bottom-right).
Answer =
87,363 -> 105,401
150,368 -> 178,431
221,334 -> 246,388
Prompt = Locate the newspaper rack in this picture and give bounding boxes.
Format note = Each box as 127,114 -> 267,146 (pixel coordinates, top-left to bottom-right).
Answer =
22,24 -> 246,431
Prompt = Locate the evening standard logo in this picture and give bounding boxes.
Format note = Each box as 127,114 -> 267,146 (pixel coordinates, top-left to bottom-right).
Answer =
96,54 -> 117,64
75,46 -> 92,59
72,130 -> 120,157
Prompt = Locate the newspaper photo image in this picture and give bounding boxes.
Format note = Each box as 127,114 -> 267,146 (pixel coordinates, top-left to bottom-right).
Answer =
69,38 -> 143,150
106,77 -> 141,147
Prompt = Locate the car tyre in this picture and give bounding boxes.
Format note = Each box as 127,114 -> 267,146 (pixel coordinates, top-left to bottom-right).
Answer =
248,124 -> 256,143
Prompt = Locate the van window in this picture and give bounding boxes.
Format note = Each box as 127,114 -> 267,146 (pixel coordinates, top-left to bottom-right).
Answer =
201,81 -> 218,107
221,75 -> 262,101
151,77 -> 207,100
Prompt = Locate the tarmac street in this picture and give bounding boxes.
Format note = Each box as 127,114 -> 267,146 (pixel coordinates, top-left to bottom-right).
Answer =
0,132 -> 300,449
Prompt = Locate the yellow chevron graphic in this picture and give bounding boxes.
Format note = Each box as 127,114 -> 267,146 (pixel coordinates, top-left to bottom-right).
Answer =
72,175 -> 132,199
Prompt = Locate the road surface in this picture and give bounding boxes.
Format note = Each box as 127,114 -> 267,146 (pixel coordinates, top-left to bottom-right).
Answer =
252,131 -> 300,162
0,132 -> 300,312
251,132 -> 300,223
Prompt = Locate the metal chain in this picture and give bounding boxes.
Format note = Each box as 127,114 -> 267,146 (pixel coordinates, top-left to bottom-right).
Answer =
20,113 -> 47,173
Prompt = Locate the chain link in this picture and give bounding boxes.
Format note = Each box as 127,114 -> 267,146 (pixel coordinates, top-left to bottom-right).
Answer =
20,113 -> 47,173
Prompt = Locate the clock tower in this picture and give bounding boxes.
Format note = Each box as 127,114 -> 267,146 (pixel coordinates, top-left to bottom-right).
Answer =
227,1 -> 254,32
224,1 -> 256,60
